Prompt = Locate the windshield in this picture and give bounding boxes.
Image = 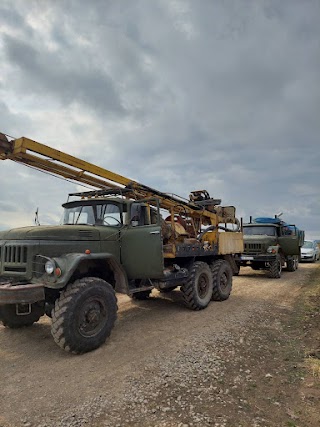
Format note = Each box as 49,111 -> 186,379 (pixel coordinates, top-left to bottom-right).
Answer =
302,241 -> 313,249
63,203 -> 122,226
243,226 -> 276,236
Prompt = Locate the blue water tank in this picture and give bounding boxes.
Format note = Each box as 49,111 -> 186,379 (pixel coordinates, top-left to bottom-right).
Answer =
253,217 -> 282,224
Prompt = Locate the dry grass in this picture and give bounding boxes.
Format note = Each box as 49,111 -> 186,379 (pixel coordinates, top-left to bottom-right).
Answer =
306,357 -> 320,378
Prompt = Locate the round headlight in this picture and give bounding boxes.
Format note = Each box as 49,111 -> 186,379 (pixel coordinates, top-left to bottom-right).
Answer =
45,260 -> 55,275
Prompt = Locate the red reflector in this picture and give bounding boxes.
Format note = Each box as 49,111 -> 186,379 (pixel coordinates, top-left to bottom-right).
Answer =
55,268 -> 62,277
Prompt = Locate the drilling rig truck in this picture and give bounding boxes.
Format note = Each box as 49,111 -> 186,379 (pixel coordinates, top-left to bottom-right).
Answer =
0,133 -> 243,353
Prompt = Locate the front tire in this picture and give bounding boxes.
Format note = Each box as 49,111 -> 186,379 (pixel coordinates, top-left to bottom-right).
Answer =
268,255 -> 282,278
181,261 -> 213,310
0,302 -> 44,328
211,259 -> 233,301
51,277 -> 117,354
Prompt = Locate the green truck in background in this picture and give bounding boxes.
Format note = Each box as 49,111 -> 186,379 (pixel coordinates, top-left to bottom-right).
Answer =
239,216 -> 304,278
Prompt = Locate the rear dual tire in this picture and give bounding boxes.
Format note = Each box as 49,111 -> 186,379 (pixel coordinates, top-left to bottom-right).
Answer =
181,262 -> 213,310
211,259 -> 233,301
286,255 -> 299,272
181,259 -> 233,310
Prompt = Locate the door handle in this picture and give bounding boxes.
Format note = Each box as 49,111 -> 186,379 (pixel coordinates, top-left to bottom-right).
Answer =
150,231 -> 160,234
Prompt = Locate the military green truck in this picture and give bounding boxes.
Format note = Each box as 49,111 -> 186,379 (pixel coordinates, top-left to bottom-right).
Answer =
239,216 -> 304,278
0,133 -> 244,354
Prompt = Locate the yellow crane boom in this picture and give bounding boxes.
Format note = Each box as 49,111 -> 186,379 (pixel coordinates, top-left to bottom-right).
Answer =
0,132 -> 237,221
0,133 -> 131,189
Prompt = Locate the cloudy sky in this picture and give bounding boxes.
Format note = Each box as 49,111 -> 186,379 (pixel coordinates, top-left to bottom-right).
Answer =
0,0 -> 319,239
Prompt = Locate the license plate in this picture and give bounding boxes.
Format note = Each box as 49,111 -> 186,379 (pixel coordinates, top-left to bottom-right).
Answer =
241,256 -> 254,261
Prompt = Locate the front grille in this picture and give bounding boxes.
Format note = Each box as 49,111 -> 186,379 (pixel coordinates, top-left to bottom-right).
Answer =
244,243 -> 263,253
4,245 -> 28,263
2,245 -> 28,274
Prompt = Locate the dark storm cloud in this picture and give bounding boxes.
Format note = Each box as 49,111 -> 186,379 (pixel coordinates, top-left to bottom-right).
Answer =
0,3 -> 27,30
3,35 -> 124,116
1,1 -> 161,119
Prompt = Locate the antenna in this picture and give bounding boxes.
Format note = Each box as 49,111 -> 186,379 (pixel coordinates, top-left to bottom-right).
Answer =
34,208 -> 40,226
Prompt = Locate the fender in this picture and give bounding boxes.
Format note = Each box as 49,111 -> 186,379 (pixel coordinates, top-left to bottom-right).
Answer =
37,252 -> 129,294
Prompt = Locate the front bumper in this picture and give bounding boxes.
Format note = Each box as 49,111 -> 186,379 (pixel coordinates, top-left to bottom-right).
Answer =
240,254 -> 276,263
0,282 -> 45,305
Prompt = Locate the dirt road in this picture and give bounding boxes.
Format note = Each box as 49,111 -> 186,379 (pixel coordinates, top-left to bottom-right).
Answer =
0,263 -> 319,427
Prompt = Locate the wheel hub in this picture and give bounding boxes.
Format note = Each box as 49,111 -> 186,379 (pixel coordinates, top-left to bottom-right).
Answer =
79,300 -> 106,337
198,273 -> 209,297
220,273 -> 228,290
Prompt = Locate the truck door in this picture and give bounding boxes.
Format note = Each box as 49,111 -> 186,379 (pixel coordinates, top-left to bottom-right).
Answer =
120,200 -> 164,279
278,225 -> 300,256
